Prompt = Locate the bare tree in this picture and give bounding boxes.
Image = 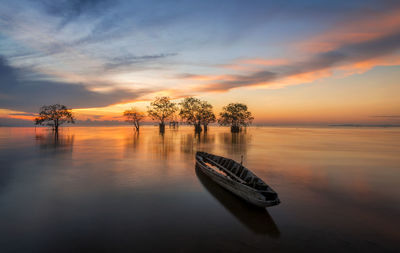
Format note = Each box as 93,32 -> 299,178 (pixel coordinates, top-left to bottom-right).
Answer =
123,107 -> 145,131
147,97 -> 178,133
34,104 -> 75,132
218,103 -> 254,133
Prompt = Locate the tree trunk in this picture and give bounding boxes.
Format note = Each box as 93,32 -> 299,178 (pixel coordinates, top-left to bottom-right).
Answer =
194,123 -> 202,133
203,124 -> 208,132
231,125 -> 240,133
159,122 -> 165,133
54,119 -> 59,132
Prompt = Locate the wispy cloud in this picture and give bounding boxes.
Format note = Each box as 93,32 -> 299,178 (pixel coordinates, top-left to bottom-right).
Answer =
104,53 -> 177,70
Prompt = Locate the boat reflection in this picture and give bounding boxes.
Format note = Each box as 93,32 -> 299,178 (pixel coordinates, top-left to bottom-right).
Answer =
195,167 -> 280,237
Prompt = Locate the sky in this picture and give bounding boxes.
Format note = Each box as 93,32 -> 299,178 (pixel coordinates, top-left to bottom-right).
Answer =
0,0 -> 399,125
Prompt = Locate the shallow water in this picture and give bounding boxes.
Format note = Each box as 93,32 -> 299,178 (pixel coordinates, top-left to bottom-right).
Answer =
0,126 -> 399,252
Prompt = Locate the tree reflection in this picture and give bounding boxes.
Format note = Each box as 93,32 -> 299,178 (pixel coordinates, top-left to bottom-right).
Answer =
150,130 -> 176,158
125,131 -> 141,151
195,131 -> 216,144
195,167 -> 280,237
219,132 -> 252,157
35,130 -> 74,153
124,129 -> 177,159
180,131 -> 216,155
181,132 -> 195,154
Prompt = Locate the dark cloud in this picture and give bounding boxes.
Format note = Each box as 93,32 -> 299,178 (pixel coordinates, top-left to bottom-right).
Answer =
0,117 -> 32,126
9,112 -> 36,116
103,53 -> 177,70
193,31 -> 400,92
198,71 -> 277,92
0,56 -> 150,112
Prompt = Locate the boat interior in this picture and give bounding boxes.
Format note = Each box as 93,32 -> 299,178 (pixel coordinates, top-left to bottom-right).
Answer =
197,152 -> 271,190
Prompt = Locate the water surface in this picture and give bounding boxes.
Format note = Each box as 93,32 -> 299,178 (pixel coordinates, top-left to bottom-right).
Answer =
0,126 -> 399,252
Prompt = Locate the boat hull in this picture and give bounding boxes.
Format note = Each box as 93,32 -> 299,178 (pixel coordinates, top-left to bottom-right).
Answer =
195,157 -> 280,207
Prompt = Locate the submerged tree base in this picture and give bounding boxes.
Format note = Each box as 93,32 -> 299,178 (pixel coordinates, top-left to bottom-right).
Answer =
159,123 -> 165,133
195,124 -> 202,133
231,125 -> 240,133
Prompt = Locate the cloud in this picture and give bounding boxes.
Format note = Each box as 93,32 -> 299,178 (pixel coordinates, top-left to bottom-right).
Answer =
9,112 -> 36,116
196,71 -> 277,92
0,56 -> 151,112
177,73 -> 230,81
0,117 -> 33,126
236,58 -> 289,66
104,53 -> 177,70
190,31 -> 400,92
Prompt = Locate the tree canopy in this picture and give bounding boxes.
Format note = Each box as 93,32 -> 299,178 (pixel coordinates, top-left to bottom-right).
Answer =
218,103 -> 254,132
34,104 -> 75,131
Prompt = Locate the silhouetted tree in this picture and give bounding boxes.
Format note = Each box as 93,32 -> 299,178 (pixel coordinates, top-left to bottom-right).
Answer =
179,97 -> 203,132
218,103 -> 254,133
123,107 -> 145,131
180,97 -> 216,133
147,96 -> 177,133
34,104 -> 75,132
200,101 -> 215,132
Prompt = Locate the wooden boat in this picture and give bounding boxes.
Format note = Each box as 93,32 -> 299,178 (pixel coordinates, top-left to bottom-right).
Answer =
195,151 -> 280,207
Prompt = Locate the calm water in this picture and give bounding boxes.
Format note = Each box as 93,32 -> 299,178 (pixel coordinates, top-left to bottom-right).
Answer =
0,126 -> 399,252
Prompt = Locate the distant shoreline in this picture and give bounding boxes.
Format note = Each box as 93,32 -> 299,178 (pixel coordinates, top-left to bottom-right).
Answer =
327,124 -> 400,128
1,124 -> 400,128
